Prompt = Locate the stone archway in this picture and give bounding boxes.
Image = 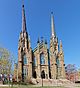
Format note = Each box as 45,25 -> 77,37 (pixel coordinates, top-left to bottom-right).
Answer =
33,71 -> 37,78
41,70 -> 45,79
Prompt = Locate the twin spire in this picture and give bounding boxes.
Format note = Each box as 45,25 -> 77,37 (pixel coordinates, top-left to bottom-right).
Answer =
22,0 -> 27,32
21,1 -> 56,40
21,1 -> 62,51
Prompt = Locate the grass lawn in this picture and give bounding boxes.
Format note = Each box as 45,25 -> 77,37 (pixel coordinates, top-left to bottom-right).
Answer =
0,85 -> 65,88
0,83 -> 80,88
18,85 -> 64,88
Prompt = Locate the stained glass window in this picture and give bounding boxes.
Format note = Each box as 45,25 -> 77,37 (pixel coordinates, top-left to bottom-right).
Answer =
40,53 -> 45,64
23,55 -> 27,65
24,68 -> 26,76
56,59 -> 60,66
34,57 -> 37,66
23,68 -> 28,78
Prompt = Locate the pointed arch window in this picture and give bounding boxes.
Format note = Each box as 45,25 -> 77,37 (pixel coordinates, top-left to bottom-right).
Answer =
34,57 -> 37,66
23,68 -> 26,76
40,53 -> 45,64
23,68 -> 28,78
56,59 -> 60,67
23,55 -> 28,65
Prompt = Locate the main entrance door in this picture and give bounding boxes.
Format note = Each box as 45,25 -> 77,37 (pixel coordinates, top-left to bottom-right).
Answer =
41,70 -> 45,79
33,71 -> 37,78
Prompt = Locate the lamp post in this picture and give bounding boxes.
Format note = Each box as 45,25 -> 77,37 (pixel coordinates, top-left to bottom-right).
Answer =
41,71 -> 45,87
41,73 -> 43,87
55,63 -> 58,79
42,78 -> 43,87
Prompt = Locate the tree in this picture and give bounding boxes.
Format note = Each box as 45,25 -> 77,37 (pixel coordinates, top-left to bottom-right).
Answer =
78,68 -> 80,80
65,64 -> 78,82
0,47 -> 15,76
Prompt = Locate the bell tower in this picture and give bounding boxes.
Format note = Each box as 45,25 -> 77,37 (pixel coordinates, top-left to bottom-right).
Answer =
18,1 -> 32,82
49,13 -> 58,79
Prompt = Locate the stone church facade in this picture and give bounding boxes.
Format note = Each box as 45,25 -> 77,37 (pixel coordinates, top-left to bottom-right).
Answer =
17,3 -> 65,82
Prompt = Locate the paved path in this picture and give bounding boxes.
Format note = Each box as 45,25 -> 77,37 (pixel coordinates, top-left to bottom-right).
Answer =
0,84 -> 12,87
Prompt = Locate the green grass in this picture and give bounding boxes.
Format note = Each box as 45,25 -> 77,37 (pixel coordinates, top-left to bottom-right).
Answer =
17,85 -> 64,88
0,85 -> 65,88
1,84 -> 80,88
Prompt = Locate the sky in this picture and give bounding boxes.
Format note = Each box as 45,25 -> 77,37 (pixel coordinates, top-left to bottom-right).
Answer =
0,0 -> 80,68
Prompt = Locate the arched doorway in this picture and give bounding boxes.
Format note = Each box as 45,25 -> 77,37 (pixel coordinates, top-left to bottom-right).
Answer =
33,71 -> 37,78
41,70 -> 45,79
49,71 -> 51,79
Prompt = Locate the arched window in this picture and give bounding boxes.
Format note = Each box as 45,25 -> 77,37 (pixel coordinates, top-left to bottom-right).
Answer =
23,55 -> 27,65
23,68 -> 28,78
34,57 -> 37,66
40,53 -> 45,64
23,68 -> 26,76
56,59 -> 60,67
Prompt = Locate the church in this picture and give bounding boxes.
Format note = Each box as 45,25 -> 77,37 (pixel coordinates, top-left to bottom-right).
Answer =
16,2 -> 65,82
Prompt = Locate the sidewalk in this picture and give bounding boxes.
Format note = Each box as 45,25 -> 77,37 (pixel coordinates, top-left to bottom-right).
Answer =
0,84 -> 10,87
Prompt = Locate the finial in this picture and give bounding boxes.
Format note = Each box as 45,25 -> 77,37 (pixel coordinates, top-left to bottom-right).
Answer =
60,40 -> 63,53
29,34 -> 30,41
60,40 -> 62,47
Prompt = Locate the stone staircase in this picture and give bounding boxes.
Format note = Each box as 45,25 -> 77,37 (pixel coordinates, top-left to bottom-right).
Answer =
31,78 -> 75,87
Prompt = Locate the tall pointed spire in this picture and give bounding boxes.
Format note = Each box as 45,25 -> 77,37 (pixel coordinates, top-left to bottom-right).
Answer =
51,12 -> 56,39
22,0 -> 27,32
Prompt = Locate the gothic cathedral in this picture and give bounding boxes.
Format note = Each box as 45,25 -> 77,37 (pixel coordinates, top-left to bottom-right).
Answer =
17,3 -> 65,82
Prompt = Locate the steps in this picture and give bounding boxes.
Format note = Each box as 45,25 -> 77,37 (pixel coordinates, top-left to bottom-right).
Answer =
31,78 -> 75,87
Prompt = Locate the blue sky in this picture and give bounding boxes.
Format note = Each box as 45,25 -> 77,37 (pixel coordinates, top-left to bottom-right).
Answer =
0,0 -> 80,68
